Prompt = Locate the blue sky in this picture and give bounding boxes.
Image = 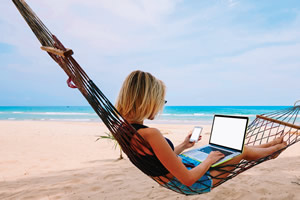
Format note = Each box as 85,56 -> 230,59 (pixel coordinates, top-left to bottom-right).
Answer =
1,0 -> 300,106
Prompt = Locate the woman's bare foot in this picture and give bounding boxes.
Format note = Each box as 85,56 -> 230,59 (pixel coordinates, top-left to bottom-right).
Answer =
273,136 -> 284,145
265,136 -> 284,147
271,141 -> 287,159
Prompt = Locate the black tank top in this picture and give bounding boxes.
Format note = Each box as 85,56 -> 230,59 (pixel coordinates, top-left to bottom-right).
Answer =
131,123 -> 174,176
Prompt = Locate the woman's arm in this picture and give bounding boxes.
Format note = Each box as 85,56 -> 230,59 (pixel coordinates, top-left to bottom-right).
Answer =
142,128 -> 224,186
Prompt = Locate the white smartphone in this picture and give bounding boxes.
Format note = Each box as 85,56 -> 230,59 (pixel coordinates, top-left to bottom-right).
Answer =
189,126 -> 203,142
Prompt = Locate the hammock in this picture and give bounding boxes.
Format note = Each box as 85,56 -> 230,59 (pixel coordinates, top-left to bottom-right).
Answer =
12,0 -> 300,195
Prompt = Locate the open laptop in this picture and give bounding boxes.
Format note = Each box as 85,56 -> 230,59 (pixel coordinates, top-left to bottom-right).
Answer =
182,114 -> 249,167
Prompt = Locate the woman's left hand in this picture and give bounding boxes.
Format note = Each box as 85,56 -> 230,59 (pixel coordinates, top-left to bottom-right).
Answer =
182,132 -> 201,149
174,131 -> 202,155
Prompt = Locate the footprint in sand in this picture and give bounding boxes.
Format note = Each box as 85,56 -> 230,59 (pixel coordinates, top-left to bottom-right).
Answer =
90,186 -> 101,192
103,173 -> 123,180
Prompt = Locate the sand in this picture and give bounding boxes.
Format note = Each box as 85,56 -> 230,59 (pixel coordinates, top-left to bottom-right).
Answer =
0,121 -> 299,200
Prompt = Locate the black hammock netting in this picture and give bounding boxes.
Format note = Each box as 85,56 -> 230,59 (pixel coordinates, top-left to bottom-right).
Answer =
13,0 -> 300,195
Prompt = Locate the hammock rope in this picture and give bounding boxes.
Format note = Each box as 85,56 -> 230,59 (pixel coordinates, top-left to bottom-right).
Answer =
13,0 -> 300,195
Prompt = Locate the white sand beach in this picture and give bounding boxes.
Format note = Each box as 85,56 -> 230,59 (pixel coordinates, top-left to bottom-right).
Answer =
0,121 -> 299,200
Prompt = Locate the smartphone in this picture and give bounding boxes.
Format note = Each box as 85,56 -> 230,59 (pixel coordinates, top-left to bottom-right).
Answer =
189,126 -> 203,142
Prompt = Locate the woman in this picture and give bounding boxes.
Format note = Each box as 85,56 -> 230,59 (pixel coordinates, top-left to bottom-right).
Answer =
115,70 -> 287,194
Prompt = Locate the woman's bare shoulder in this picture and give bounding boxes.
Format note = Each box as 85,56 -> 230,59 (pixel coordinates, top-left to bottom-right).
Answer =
138,127 -> 162,139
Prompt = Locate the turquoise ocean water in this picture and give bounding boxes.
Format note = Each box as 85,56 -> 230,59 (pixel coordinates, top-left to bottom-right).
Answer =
0,106 -> 290,124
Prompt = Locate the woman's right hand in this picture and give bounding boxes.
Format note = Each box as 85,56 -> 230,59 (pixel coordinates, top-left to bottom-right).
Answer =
206,151 -> 225,164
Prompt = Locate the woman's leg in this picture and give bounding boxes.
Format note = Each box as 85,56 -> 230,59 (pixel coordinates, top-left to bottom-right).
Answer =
210,142 -> 286,186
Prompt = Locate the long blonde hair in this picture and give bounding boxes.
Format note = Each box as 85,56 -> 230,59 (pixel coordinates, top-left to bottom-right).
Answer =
116,70 -> 166,122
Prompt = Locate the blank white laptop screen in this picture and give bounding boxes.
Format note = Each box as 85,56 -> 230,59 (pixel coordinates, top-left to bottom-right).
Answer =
209,116 -> 248,151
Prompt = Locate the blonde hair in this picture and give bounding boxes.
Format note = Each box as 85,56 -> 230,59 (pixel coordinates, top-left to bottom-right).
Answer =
116,70 -> 166,122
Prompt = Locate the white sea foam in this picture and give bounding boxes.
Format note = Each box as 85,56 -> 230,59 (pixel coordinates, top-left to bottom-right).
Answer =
161,113 -> 194,116
161,113 -> 212,117
228,113 -> 257,117
29,112 -> 95,116
49,118 -> 93,122
0,106 -> 270,122
193,113 -> 213,116
193,113 -> 205,116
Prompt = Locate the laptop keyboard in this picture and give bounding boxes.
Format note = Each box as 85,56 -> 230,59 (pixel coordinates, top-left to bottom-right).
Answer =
199,146 -> 233,157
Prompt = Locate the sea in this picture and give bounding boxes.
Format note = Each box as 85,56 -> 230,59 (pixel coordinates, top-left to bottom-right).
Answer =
0,106 -> 291,124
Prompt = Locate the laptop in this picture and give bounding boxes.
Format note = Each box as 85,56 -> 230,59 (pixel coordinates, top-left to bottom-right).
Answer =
182,114 -> 249,167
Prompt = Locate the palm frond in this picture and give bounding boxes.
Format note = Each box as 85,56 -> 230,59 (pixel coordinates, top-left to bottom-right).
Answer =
96,132 -> 124,158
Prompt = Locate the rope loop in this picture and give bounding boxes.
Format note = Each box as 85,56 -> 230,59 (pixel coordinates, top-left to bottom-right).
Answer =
67,77 -> 77,89
294,100 -> 300,107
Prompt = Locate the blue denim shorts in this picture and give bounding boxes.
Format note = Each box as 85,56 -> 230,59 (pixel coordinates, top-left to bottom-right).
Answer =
163,154 -> 213,195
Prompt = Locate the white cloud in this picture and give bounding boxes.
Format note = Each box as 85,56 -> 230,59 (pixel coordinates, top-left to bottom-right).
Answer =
2,0 -> 182,55
227,0 -> 239,8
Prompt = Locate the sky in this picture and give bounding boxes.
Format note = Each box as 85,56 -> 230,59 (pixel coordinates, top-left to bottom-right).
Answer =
1,0 -> 300,106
